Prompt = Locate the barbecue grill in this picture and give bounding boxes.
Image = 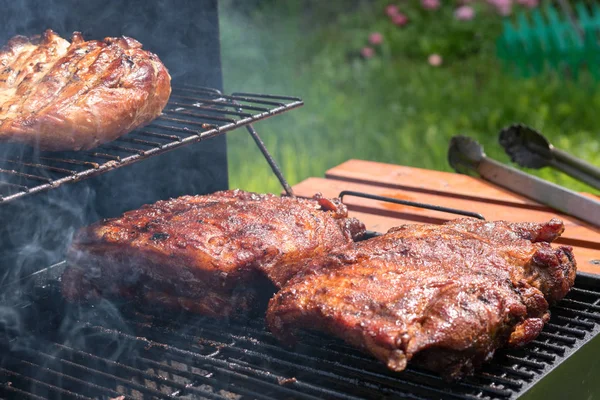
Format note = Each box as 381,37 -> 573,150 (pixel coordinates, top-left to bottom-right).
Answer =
1,1 -> 599,399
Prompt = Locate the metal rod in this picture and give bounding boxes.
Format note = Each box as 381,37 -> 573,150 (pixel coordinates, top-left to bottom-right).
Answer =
0,169 -> 52,182
245,124 -> 294,197
115,137 -> 162,148
0,158 -> 76,175
167,101 -> 253,117
163,109 -> 236,123
338,190 -> 485,220
38,156 -> 100,168
136,130 -> 181,142
232,92 -> 304,101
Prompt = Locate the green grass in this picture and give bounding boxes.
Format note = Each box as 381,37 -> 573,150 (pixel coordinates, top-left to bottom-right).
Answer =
220,1 -> 600,196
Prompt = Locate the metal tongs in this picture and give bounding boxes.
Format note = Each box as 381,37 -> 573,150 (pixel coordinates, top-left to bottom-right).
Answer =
499,124 -> 600,190
448,135 -> 600,227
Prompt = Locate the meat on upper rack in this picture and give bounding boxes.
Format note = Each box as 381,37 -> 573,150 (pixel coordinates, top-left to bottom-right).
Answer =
0,29 -> 171,151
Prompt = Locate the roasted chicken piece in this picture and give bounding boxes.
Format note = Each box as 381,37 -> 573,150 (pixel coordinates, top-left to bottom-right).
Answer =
267,218 -> 576,379
0,29 -> 171,151
62,190 -> 366,317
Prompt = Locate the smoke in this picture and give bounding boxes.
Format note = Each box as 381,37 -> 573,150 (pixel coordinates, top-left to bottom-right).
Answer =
0,0 -> 230,394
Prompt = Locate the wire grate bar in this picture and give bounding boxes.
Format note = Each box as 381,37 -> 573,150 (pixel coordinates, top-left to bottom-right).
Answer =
0,368 -> 93,400
50,344 -> 235,400
80,152 -> 121,161
570,287 -> 600,297
536,331 -> 577,345
156,116 -> 218,131
89,322 -> 456,400
135,130 -> 182,142
0,384 -> 48,400
126,319 -> 502,400
553,315 -> 595,330
38,157 -> 100,169
561,298 -> 600,312
529,340 -> 566,355
167,101 -> 254,118
0,159 -> 76,176
168,94 -> 271,113
7,358 -> 124,400
223,94 -> 286,107
146,124 -> 196,136
232,92 -> 304,101
84,325 -> 323,400
114,137 -> 163,148
486,365 -> 535,380
544,323 -> 587,338
163,109 -> 237,123
167,99 -> 249,113
500,355 -> 546,370
0,169 -> 52,183
99,144 -> 145,156
135,356 -> 267,400
470,372 -> 523,390
175,85 -> 223,94
32,347 -> 178,400
554,306 -> 600,321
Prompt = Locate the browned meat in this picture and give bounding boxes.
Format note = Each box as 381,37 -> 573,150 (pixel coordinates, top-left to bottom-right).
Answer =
267,218 -> 576,379
0,29 -> 171,151
62,190 -> 366,317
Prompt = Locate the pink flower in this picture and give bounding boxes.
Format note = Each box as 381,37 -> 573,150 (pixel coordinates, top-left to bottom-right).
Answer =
369,32 -> 383,45
361,47 -> 375,59
516,0 -> 538,7
488,0 -> 512,16
421,0 -> 440,10
385,4 -> 399,17
455,5 -> 475,20
391,13 -> 409,26
428,54 -> 443,67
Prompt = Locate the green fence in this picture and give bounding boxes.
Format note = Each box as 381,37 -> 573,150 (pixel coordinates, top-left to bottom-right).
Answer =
497,2 -> 600,79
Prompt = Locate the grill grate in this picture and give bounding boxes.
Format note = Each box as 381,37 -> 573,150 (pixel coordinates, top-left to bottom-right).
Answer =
0,86 -> 303,205
1,274 -> 599,400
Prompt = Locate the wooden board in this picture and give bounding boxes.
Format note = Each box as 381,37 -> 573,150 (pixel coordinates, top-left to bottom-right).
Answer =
291,160 -> 600,274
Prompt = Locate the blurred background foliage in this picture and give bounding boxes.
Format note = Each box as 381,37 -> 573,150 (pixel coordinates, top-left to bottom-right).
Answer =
219,0 -> 600,195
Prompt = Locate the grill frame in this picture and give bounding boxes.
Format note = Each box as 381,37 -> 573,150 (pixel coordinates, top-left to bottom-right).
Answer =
1,250 -> 599,400
0,86 -> 303,205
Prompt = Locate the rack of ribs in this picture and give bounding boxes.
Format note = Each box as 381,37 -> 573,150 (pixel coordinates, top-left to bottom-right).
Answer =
62,189 -> 366,317
267,218 -> 576,379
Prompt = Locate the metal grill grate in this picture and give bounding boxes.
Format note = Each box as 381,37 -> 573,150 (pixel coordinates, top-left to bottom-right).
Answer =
0,86 -> 303,205
1,273 -> 599,400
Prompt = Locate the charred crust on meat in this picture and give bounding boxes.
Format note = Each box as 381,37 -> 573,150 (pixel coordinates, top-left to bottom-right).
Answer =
62,190 -> 366,317
267,218 -> 576,379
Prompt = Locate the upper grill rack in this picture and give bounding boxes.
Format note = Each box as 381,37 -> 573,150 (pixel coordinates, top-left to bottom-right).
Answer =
0,86 -> 303,204
1,272 -> 599,400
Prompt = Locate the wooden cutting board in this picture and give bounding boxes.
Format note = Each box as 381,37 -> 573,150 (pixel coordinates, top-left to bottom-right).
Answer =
290,159 -> 600,274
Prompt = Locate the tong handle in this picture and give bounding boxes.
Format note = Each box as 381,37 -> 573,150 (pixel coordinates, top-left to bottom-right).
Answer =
478,158 -> 600,227
551,148 -> 600,191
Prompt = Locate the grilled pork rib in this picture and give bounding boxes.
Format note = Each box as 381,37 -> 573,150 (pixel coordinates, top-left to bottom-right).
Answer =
0,29 -> 171,151
267,219 -> 576,379
62,190 -> 366,317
